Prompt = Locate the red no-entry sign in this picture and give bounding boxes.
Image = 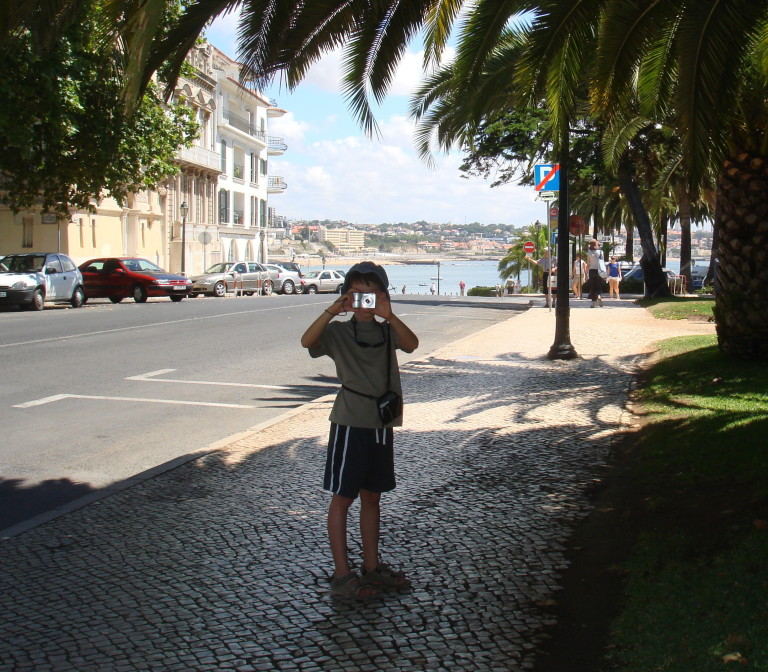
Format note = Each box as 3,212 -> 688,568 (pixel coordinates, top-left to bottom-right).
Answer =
523,241 -> 536,254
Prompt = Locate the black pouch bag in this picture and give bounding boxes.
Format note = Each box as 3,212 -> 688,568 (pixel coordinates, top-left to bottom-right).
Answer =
377,390 -> 402,425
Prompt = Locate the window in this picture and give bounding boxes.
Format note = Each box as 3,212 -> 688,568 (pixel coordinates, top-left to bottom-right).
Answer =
250,152 -> 257,183
46,255 -> 63,273
220,140 -> 227,174
22,217 -> 33,247
218,189 -> 230,223
260,158 -> 267,175
60,255 -> 76,272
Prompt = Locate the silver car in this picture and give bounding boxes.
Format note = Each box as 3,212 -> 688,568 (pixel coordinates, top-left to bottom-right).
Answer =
189,261 -> 270,297
263,264 -> 303,295
0,252 -> 85,310
300,269 -> 346,294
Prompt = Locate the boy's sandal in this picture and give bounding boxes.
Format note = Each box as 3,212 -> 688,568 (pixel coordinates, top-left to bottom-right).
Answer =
330,572 -> 381,601
360,563 -> 411,591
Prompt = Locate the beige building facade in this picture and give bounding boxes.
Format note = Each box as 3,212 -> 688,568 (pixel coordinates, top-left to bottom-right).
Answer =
1,42 -> 287,275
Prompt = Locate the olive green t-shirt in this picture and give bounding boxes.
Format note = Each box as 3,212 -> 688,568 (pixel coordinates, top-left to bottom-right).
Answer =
309,318 -> 406,428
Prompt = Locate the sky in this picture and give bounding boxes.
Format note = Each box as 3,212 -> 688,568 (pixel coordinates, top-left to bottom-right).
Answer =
204,15 -> 546,227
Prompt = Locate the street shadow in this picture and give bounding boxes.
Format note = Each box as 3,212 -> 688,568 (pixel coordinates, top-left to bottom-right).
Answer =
0,477 -> 95,530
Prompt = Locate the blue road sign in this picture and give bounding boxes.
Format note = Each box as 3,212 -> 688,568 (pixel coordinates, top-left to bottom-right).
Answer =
534,164 -> 560,192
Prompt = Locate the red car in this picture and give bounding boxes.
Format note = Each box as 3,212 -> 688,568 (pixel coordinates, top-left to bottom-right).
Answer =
78,257 -> 192,303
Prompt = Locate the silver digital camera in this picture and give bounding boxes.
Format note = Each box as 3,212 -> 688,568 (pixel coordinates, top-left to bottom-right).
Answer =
351,292 -> 376,309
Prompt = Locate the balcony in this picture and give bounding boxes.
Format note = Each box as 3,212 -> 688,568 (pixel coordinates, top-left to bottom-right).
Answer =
222,110 -> 267,143
268,136 -> 287,155
177,145 -> 221,172
268,176 -> 287,193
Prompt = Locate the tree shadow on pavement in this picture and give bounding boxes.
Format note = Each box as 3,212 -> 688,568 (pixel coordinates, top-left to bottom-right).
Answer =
0,340 -> 642,671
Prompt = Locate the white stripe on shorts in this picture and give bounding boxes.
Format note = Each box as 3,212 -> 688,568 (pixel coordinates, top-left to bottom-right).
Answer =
331,425 -> 351,493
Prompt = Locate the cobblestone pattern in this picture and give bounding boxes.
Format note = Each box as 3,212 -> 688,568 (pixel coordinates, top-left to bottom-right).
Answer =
0,303 -> 714,671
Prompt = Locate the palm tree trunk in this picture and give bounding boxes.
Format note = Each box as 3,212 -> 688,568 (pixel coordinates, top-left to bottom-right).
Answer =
714,151 -> 768,358
618,158 -> 671,298
705,217 -> 720,286
678,191 -> 693,292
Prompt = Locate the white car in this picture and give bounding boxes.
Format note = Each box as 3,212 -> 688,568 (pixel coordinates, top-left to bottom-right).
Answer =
189,261 -> 270,297
263,264 -> 303,295
300,269 -> 346,294
0,253 -> 85,310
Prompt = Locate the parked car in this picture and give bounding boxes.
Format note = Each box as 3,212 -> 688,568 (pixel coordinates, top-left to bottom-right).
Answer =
271,261 -> 303,276
189,261 -> 270,297
299,269 -> 346,294
621,265 -> 677,283
79,257 -> 192,303
0,252 -> 85,310
263,264 -> 303,295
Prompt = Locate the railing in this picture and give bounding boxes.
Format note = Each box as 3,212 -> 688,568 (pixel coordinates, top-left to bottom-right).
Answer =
177,145 -> 221,171
222,110 -> 267,142
268,136 -> 287,154
668,275 -> 686,295
268,177 -> 287,192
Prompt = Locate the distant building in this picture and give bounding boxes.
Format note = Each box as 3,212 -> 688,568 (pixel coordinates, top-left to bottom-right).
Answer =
319,227 -> 366,253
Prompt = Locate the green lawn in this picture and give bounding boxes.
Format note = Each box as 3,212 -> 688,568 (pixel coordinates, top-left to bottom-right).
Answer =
638,296 -> 715,321
607,332 -> 768,671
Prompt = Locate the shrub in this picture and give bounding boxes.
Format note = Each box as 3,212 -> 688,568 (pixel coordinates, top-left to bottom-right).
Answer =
468,286 -> 496,297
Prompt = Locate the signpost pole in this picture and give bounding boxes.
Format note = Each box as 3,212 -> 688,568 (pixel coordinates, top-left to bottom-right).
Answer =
547,135 -> 578,360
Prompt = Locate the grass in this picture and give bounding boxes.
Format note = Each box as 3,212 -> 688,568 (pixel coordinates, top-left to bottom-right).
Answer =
606,327 -> 768,671
637,295 -> 715,321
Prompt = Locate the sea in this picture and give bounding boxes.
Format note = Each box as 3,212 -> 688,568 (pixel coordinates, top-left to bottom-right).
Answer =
300,258 -> 528,295
297,256 -> 688,296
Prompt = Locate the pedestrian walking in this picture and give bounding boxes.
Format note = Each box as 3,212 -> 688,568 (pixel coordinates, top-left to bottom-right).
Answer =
587,239 -> 605,307
459,280 -> 466,296
401,284 -> 406,294
525,248 -> 557,307
607,256 -> 622,300
571,254 -> 587,299
300,262 -> 419,601
430,282 -> 436,295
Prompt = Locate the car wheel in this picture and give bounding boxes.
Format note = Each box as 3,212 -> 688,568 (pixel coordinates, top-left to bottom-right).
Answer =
109,296 -> 123,304
282,280 -> 295,295
70,286 -> 85,308
262,280 -> 273,296
213,281 -> 226,297
244,291 -> 254,296
132,284 -> 148,303
170,295 -> 184,302
306,285 -> 318,294
29,288 -> 45,311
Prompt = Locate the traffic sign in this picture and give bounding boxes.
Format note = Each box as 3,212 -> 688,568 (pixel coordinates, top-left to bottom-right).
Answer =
534,164 -> 560,192
523,241 -> 536,254
539,191 -> 558,202
549,207 -> 558,218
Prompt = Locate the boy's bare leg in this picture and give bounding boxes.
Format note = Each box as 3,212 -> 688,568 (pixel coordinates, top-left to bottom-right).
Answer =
359,489 -> 381,572
328,494 -> 354,577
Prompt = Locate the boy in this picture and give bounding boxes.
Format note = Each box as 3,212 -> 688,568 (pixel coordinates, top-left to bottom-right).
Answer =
300,262 -> 419,600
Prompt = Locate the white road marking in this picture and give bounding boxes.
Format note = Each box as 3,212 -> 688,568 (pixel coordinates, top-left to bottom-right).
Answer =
0,303 -> 309,349
13,394 -> 256,409
126,369 -> 291,390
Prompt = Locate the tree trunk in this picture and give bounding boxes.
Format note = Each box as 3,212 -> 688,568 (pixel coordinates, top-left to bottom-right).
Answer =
705,217 -> 719,286
714,151 -> 768,359
624,223 -> 634,259
678,191 -> 693,292
618,158 -> 671,298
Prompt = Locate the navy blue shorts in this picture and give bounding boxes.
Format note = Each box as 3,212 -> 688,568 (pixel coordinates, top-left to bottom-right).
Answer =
324,424 -> 395,499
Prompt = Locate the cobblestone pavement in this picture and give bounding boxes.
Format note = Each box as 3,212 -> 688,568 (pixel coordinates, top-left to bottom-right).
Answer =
0,300 -> 715,672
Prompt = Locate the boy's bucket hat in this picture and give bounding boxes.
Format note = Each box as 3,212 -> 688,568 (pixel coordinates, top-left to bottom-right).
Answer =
341,261 -> 390,295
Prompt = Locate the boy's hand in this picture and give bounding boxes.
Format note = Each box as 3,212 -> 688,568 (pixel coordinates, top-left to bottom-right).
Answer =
373,291 -> 393,320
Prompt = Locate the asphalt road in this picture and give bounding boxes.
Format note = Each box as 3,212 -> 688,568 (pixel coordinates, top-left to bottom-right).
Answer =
0,292 -> 529,532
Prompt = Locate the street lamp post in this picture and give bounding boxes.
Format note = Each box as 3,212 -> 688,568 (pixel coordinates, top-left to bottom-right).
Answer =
591,176 -> 603,239
180,201 -> 189,275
